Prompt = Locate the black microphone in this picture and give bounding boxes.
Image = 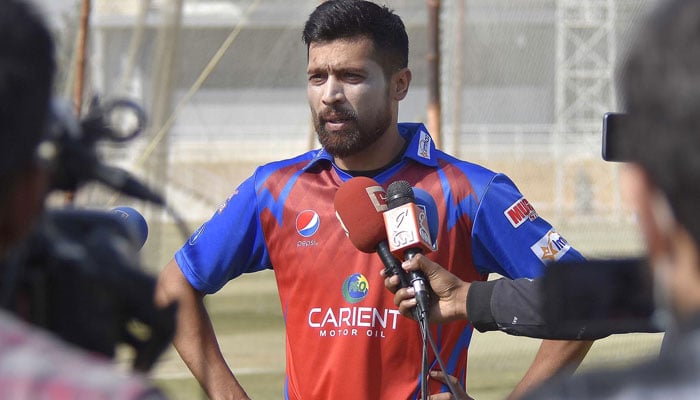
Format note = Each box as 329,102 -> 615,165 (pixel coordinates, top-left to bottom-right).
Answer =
384,180 -> 433,320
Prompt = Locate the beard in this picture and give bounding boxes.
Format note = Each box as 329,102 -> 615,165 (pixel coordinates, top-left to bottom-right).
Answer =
313,103 -> 392,159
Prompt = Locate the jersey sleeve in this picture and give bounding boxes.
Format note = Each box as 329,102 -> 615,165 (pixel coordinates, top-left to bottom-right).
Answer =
471,173 -> 585,279
174,172 -> 271,294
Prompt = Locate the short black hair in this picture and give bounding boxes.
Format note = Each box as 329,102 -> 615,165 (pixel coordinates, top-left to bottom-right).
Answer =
619,0 -> 700,245
0,0 -> 55,181
302,0 -> 409,76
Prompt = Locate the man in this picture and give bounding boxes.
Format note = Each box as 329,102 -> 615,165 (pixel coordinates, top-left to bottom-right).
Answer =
0,0 -> 166,398
155,1 -> 591,398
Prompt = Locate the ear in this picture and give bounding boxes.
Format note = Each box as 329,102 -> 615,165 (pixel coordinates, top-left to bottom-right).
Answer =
391,68 -> 411,101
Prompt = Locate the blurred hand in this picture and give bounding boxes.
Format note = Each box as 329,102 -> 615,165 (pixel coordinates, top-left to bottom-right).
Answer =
427,370 -> 473,400
381,254 -> 470,324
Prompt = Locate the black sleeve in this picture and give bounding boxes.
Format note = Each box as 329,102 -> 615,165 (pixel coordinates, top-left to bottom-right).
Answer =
467,277 -> 611,340
465,279 -> 498,332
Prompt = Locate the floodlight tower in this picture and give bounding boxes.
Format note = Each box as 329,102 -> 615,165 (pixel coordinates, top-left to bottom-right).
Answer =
554,0 -> 617,216
555,0 -> 617,136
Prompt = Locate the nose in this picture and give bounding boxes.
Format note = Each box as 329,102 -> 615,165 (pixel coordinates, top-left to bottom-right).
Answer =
321,76 -> 344,105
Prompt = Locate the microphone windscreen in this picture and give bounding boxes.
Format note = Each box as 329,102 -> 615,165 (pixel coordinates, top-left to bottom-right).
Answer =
334,177 -> 388,253
111,206 -> 148,250
386,180 -> 414,208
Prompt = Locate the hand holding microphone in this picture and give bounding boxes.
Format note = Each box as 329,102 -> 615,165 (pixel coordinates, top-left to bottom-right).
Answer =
390,254 -> 470,324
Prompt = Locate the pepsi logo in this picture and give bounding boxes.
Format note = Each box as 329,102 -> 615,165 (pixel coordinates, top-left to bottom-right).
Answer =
296,210 -> 320,237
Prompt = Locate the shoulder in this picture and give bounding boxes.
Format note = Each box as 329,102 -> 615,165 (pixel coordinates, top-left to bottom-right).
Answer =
253,150 -> 322,186
433,151 -> 518,201
257,150 -> 321,174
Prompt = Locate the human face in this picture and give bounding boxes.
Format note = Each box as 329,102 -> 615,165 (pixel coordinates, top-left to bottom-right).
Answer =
622,165 -> 700,324
307,37 -> 393,159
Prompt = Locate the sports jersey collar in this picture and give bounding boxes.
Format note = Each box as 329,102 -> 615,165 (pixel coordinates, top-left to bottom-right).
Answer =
302,122 -> 438,173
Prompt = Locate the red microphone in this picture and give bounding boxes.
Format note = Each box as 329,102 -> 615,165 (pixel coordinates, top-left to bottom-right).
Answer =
333,177 -> 387,252
334,177 -> 411,288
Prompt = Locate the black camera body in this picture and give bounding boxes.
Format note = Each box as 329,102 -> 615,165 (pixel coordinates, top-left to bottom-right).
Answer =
542,258 -> 660,337
0,209 -> 175,371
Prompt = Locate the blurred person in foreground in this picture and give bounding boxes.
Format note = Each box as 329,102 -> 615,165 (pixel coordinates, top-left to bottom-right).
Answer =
391,0 -> 700,398
155,1 -> 592,398
0,0 -> 166,398
529,0 -> 700,396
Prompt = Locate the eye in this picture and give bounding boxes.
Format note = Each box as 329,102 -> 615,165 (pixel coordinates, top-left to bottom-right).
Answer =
344,72 -> 364,83
308,74 -> 326,85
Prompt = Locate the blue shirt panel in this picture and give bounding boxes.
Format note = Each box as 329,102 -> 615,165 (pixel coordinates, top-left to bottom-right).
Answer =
470,173 -> 585,278
175,153 -> 317,294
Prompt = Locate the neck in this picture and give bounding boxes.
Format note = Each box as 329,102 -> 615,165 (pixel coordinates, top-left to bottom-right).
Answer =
334,125 -> 405,171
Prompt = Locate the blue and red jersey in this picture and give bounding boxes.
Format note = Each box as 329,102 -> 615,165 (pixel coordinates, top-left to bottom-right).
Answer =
175,122 -> 584,399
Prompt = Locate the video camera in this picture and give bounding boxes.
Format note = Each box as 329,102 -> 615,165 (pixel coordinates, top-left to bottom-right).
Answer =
0,97 -> 176,372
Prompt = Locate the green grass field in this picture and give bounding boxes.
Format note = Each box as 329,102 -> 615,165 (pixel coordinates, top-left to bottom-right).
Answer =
147,270 -> 664,399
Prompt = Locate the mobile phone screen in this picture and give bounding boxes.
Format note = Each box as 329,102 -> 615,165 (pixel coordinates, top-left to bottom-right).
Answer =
602,112 -> 631,162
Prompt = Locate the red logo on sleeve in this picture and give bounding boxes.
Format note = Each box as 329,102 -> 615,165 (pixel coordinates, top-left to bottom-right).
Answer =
504,197 -> 538,228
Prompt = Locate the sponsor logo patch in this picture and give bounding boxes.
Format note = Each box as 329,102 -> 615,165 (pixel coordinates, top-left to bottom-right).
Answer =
305,273 -> 400,338
530,229 -> 571,264
189,223 -> 206,246
418,131 -> 431,159
342,273 -> 369,304
216,190 -> 237,214
504,197 -> 539,228
296,210 -> 320,237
